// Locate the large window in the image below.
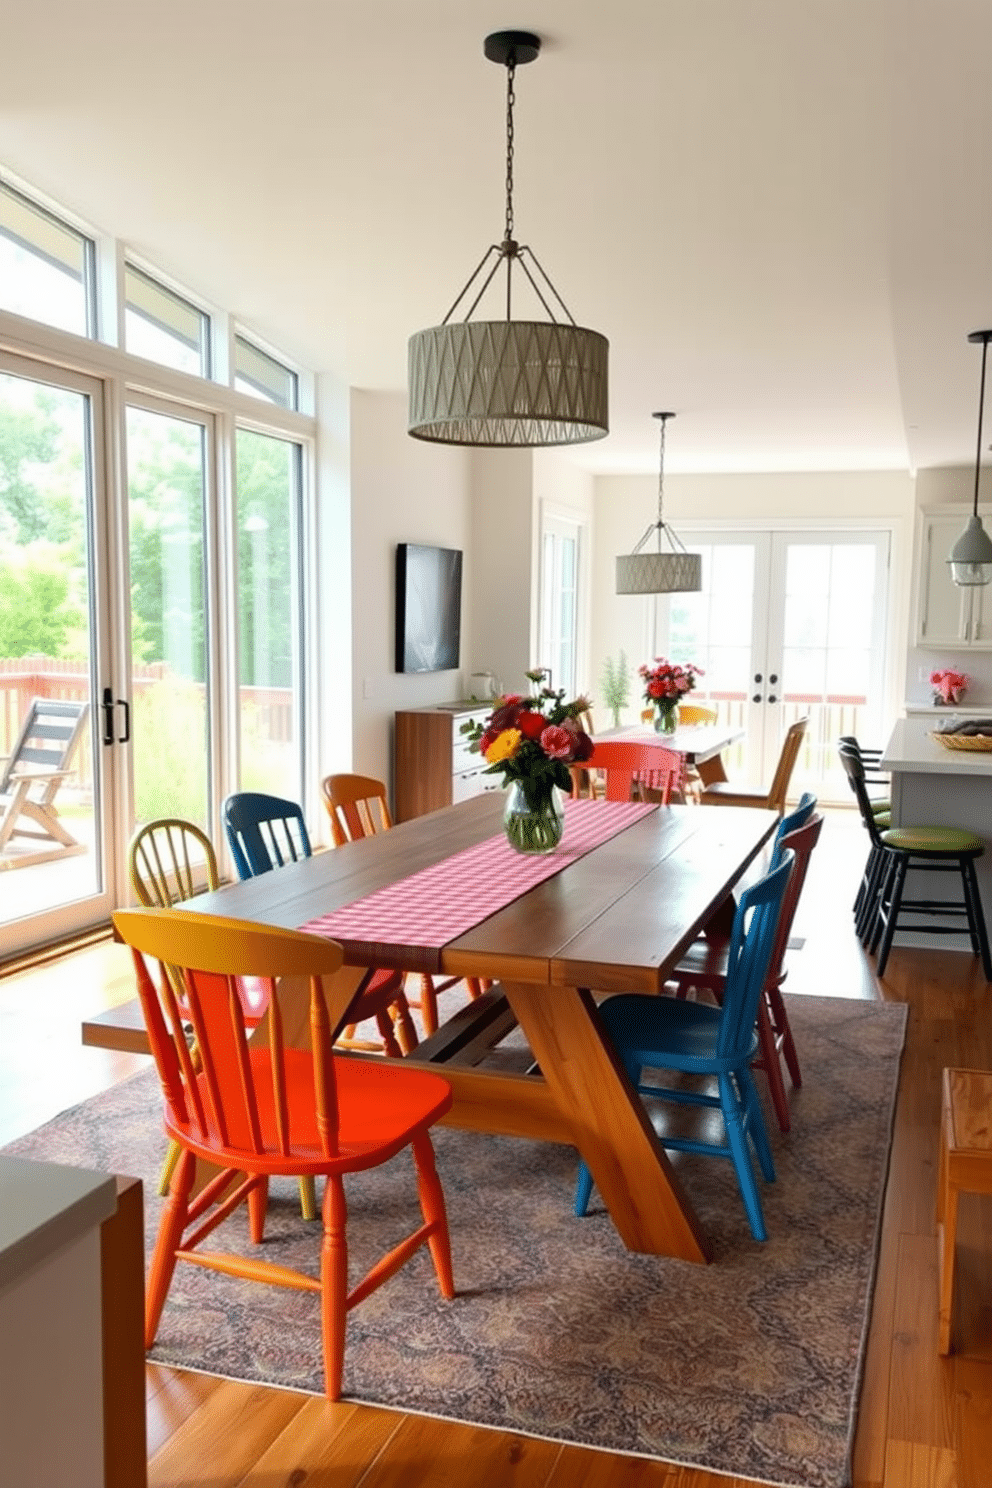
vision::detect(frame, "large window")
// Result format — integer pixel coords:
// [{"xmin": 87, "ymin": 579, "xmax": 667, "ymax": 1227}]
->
[
  {"xmin": 0, "ymin": 174, "xmax": 317, "ymax": 960},
  {"xmin": 0, "ymin": 181, "xmax": 94, "ymax": 336},
  {"xmin": 124, "ymin": 264, "xmax": 210, "ymax": 377}
]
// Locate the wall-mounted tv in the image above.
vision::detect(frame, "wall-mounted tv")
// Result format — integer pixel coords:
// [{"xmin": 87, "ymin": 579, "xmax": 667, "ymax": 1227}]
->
[{"xmin": 395, "ymin": 543, "xmax": 463, "ymax": 674}]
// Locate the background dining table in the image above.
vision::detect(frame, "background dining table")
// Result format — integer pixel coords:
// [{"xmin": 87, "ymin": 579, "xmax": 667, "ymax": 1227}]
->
[
  {"xmin": 170, "ymin": 793, "xmax": 778, "ymax": 1263},
  {"xmin": 594, "ymin": 721, "xmax": 745, "ymax": 765}
]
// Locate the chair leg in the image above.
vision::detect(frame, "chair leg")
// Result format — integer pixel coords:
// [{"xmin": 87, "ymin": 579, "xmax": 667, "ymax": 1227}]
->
[
  {"xmin": 753, "ymin": 998, "xmax": 791, "ymax": 1132},
  {"xmin": 961, "ymin": 857, "xmax": 992, "ymax": 982},
  {"xmin": 766, "ymin": 984, "xmax": 802, "ymax": 1089},
  {"xmin": 146, "ymin": 1148, "xmax": 195, "ymax": 1347},
  {"xmin": 875, "ymin": 854, "xmax": 908, "ymax": 976},
  {"xmin": 574, "ymin": 1159, "xmax": 594, "ymax": 1217},
  {"xmin": 157, "ymin": 1138, "xmax": 182, "ymax": 1196},
  {"xmin": 411, "ymin": 1131, "xmax": 455, "ymax": 1298},
  {"xmin": 298, "ymin": 1176, "xmax": 317, "ymax": 1221},
  {"xmin": 418, "ymin": 974, "xmax": 439, "ymax": 1035},
  {"xmin": 391, "ymin": 997, "xmax": 419, "ymax": 1054},
  {"xmin": 247, "ymin": 1175, "xmax": 270, "ymax": 1244},
  {"xmin": 321, "ymin": 1173, "xmax": 349, "ymax": 1401},
  {"xmin": 719, "ymin": 1073, "xmax": 769, "ymax": 1242},
  {"xmin": 375, "ymin": 1009, "xmax": 403, "ymax": 1058}
]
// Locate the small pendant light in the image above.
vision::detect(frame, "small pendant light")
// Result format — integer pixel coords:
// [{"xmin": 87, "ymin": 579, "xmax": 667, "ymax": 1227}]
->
[
  {"xmin": 408, "ymin": 31, "xmax": 609, "ymax": 448},
  {"xmin": 616, "ymin": 412, "xmax": 702, "ymax": 594},
  {"xmin": 949, "ymin": 329, "xmax": 992, "ymax": 587}
]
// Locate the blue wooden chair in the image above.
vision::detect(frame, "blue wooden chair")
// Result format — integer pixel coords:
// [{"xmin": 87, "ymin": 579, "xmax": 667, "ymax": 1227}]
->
[
  {"xmin": 574, "ymin": 850, "xmax": 794, "ymax": 1241},
  {"xmin": 222, "ymin": 791, "xmax": 312, "ymax": 879}
]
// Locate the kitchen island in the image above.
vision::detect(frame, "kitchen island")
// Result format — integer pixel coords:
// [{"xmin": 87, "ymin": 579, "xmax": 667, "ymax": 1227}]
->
[{"xmin": 881, "ymin": 717, "xmax": 992, "ymax": 954}]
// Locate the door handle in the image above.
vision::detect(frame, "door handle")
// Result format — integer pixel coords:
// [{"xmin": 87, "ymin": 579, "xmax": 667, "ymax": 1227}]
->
[
  {"xmin": 752, "ymin": 694, "xmax": 762, "ymax": 703},
  {"xmin": 769, "ymin": 673, "xmax": 779, "ymax": 684},
  {"xmin": 101, "ymin": 687, "xmax": 131, "ymax": 745},
  {"xmin": 768, "ymin": 695, "xmax": 778, "ymax": 704}
]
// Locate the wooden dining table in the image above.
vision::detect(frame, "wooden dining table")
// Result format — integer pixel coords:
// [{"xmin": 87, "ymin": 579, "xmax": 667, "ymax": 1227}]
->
[
  {"xmin": 595, "ymin": 721, "xmax": 745, "ymax": 765},
  {"xmin": 168, "ymin": 794, "xmax": 777, "ymax": 1264}
]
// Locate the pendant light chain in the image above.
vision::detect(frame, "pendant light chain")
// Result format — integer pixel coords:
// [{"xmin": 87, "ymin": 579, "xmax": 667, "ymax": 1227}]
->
[
  {"xmin": 973, "ymin": 333, "xmax": 989, "ymax": 517},
  {"xmin": 656, "ymin": 413, "xmax": 668, "ymax": 545},
  {"xmin": 504, "ymin": 57, "xmax": 516, "ymax": 247}
]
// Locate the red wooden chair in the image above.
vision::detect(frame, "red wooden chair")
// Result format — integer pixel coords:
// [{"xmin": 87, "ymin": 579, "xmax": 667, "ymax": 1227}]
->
[
  {"xmin": 572, "ymin": 739, "xmax": 684, "ymax": 804},
  {"xmin": 666, "ymin": 808, "xmax": 823, "ymax": 1131},
  {"xmin": 112, "ymin": 905, "xmax": 456, "ymax": 1401},
  {"xmin": 321, "ymin": 773, "xmax": 486, "ymax": 1034}
]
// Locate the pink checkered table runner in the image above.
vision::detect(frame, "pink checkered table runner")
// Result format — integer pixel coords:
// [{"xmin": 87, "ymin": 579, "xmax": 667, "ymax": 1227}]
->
[{"xmin": 300, "ymin": 798, "xmax": 655, "ymax": 953}]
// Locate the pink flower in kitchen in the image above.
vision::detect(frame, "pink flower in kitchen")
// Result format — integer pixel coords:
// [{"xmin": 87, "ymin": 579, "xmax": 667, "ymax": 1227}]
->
[{"xmin": 930, "ymin": 668, "xmax": 969, "ymax": 705}]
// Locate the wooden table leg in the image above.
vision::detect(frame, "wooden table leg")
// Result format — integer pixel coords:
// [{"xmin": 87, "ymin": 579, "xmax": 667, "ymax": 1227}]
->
[{"xmin": 502, "ymin": 979, "xmax": 711, "ymax": 1263}]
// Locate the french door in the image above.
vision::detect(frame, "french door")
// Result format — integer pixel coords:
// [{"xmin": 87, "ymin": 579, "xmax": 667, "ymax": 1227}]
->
[
  {"xmin": 658, "ymin": 529, "xmax": 890, "ymax": 800},
  {"xmin": 538, "ymin": 509, "xmax": 585, "ymax": 697}
]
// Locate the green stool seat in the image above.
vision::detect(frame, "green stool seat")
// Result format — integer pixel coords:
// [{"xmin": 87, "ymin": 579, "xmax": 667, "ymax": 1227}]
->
[
  {"xmin": 881, "ymin": 826, "xmax": 985, "ymax": 854},
  {"xmin": 871, "ymin": 800, "xmax": 891, "ymax": 816}
]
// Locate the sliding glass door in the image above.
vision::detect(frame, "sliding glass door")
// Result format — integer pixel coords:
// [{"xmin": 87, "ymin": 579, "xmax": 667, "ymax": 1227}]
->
[
  {"xmin": 0, "ymin": 355, "xmax": 116, "ymax": 948},
  {"xmin": 2, "ymin": 358, "xmax": 310, "ymax": 959}
]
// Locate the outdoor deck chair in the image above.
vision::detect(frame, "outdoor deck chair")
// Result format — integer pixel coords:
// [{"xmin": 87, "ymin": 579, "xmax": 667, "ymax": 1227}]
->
[{"xmin": 0, "ymin": 698, "xmax": 89, "ymax": 867}]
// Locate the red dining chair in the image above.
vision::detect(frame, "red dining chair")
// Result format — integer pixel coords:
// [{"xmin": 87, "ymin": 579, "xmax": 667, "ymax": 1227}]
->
[
  {"xmin": 666, "ymin": 804, "xmax": 823, "ymax": 1131},
  {"xmin": 321, "ymin": 773, "xmax": 486, "ymax": 1035},
  {"xmin": 572, "ymin": 740, "xmax": 684, "ymax": 804},
  {"xmin": 112, "ymin": 905, "xmax": 456, "ymax": 1402}
]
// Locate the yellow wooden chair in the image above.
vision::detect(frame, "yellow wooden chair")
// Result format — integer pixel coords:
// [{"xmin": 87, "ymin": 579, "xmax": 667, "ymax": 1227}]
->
[{"xmin": 699, "ymin": 716, "xmax": 809, "ymax": 816}]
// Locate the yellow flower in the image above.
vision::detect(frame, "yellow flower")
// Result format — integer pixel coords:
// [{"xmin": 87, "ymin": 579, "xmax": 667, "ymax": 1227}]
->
[{"xmin": 485, "ymin": 728, "xmax": 522, "ymax": 765}]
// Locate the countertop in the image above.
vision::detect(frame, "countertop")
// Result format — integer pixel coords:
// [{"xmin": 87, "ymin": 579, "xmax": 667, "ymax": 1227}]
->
[
  {"xmin": 882, "ymin": 718, "xmax": 992, "ymax": 776},
  {"xmin": 0, "ymin": 1155, "xmax": 117, "ymax": 1290},
  {"xmin": 905, "ymin": 704, "xmax": 992, "ymax": 717}
]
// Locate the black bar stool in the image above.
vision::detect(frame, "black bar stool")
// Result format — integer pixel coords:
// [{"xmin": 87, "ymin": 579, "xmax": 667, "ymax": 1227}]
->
[{"xmin": 838, "ymin": 743, "xmax": 992, "ymax": 981}]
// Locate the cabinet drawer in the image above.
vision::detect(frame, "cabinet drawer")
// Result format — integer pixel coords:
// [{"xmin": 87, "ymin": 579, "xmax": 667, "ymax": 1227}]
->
[{"xmin": 452, "ymin": 766, "xmax": 490, "ymax": 803}]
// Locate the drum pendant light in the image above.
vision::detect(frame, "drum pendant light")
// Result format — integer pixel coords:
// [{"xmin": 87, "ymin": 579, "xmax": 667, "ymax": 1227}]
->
[
  {"xmin": 616, "ymin": 412, "xmax": 702, "ymax": 594},
  {"xmin": 407, "ymin": 31, "xmax": 609, "ymax": 447},
  {"xmin": 949, "ymin": 329, "xmax": 992, "ymax": 587}
]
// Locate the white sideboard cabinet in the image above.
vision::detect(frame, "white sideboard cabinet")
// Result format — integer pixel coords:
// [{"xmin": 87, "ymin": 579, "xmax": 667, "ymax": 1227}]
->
[{"xmin": 915, "ymin": 507, "xmax": 992, "ymax": 649}]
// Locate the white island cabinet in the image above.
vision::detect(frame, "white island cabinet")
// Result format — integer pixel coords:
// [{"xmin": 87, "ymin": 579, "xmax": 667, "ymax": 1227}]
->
[{"xmin": 880, "ymin": 718, "xmax": 992, "ymax": 954}]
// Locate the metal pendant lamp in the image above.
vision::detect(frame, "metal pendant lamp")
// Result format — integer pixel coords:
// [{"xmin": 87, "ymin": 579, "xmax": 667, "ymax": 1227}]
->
[
  {"xmin": 407, "ymin": 31, "xmax": 609, "ymax": 448},
  {"xmin": 949, "ymin": 329, "xmax": 992, "ymax": 587},
  {"xmin": 616, "ymin": 412, "xmax": 702, "ymax": 594}
]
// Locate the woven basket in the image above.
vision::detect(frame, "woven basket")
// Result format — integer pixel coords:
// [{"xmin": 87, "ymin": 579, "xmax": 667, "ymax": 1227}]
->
[{"xmin": 931, "ymin": 731, "xmax": 992, "ymax": 752}]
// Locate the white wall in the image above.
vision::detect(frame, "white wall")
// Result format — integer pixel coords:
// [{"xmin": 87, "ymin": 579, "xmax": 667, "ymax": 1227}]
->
[
  {"xmin": 468, "ymin": 447, "xmax": 535, "ymax": 700},
  {"xmin": 533, "ymin": 450, "xmax": 596, "ymax": 695},
  {"xmin": 591, "ymin": 468, "xmax": 915, "ymax": 731},
  {"xmin": 344, "ymin": 390, "xmax": 472, "ymax": 802}
]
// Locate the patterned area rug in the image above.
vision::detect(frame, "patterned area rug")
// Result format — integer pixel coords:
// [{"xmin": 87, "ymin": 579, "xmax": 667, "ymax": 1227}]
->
[{"xmin": 4, "ymin": 993, "xmax": 906, "ymax": 1488}]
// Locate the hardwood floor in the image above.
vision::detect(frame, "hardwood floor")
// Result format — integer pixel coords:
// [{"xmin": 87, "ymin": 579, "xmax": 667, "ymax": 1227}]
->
[{"xmin": 3, "ymin": 806, "xmax": 992, "ymax": 1486}]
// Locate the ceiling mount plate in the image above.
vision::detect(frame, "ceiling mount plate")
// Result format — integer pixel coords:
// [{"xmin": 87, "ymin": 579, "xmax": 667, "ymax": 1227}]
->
[{"xmin": 484, "ymin": 31, "xmax": 541, "ymax": 66}]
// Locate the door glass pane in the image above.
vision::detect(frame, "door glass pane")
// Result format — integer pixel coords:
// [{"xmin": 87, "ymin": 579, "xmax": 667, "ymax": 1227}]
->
[
  {"xmin": 538, "ymin": 522, "xmax": 579, "ymax": 697},
  {"xmin": 778, "ymin": 538, "xmax": 887, "ymax": 796},
  {"xmin": 235, "ymin": 429, "xmax": 301, "ymax": 803},
  {"xmin": 0, "ymin": 371, "xmax": 99, "ymax": 922},
  {"xmin": 668, "ymin": 543, "xmax": 756, "ymax": 773},
  {"xmin": 126, "ymin": 407, "xmax": 210, "ymax": 828}
]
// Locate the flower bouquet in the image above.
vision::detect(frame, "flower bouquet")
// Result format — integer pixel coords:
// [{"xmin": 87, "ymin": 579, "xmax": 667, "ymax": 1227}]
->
[
  {"xmin": 461, "ymin": 687, "xmax": 594, "ymax": 853},
  {"xmin": 639, "ymin": 657, "xmax": 703, "ymax": 734},
  {"xmin": 931, "ymin": 668, "xmax": 969, "ymax": 706}
]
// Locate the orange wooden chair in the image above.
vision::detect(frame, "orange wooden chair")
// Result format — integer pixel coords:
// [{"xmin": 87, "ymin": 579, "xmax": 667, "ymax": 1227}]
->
[
  {"xmin": 667, "ymin": 805, "xmax": 823, "ymax": 1131},
  {"xmin": 572, "ymin": 740, "xmax": 684, "ymax": 804},
  {"xmin": 321, "ymin": 773, "xmax": 485, "ymax": 1035},
  {"xmin": 112, "ymin": 905, "xmax": 456, "ymax": 1401}
]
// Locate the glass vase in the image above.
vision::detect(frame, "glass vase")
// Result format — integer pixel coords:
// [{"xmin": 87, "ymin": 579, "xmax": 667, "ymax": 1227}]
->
[
  {"xmin": 653, "ymin": 701, "xmax": 680, "ymax": 734},
  {"xmin": 503, "ymin": 780, "xmax": 565, "ymax": 854}
]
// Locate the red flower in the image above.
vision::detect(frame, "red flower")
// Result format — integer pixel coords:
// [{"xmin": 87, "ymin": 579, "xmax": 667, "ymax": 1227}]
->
[
  {"xmin": 540, "ymin": 725, "xmax": 574, "ymax": 760},
  {"xmin": 517, "ymin": 709, "xmax": 547, "ymax": 740},
  {"xmin": 489, "ymin": 700, "xmax": 523, "ymax": 732}
]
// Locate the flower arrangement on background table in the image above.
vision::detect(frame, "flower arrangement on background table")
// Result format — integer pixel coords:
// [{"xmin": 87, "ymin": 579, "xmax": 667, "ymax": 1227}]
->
[
  {"xmin": 931, "ymin": 668, "xmax": 969, "ymax": 706},
  {"xmin": 640, "ymin": 657, "xmax": 703, "ymax": 733},
  {"xmin": 461, "ymin": 688, "xmax": 594, "ymax": 852}
]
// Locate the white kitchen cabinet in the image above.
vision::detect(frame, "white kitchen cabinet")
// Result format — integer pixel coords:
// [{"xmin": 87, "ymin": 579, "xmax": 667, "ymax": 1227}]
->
[{"xmin": 916, "ymin": 507, "xmax": 992, "ymax": 649}]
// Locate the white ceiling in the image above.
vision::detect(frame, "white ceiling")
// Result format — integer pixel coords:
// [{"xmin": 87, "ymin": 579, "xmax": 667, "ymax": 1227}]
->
[{"xmin": 4, "ymin": 0, "xmax": 992, "ymax": 478}]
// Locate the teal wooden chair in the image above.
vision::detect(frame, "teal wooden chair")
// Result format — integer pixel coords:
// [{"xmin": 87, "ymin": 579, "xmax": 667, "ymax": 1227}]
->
[
  {"xmin": 574, "ymin": 850, "xmax": 794, "ymax": 1241},
  {"xmin": 222, "ymin": 791, "xmax": 312, "ymax": 879}
]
